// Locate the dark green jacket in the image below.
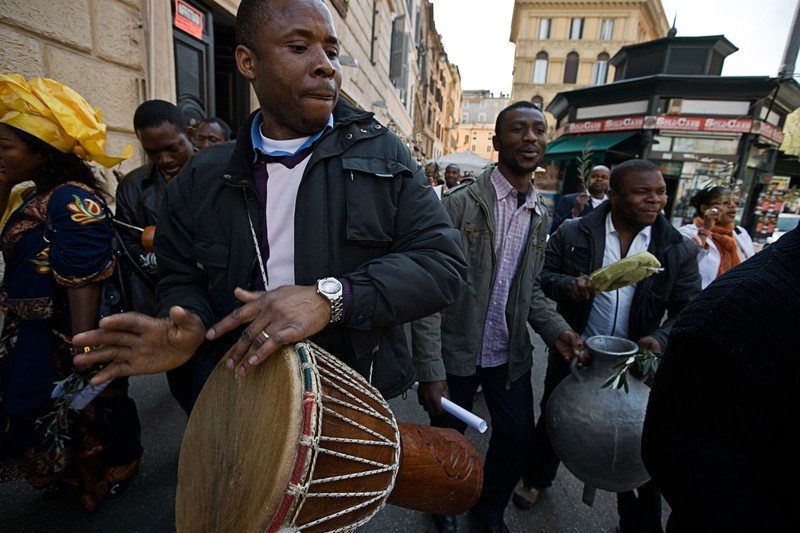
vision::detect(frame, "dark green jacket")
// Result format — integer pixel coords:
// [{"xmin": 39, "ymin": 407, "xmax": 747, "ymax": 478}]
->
[
  {"xmin": 414, "ymin": 166, "xmax": 569, "ymax": 385},
  {"xmin": 154, "ymin": 101, "xmax": 466, "ymax": 399}
]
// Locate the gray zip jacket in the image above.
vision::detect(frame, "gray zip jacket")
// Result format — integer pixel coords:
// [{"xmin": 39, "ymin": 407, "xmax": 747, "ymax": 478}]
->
[{"xmin": 412, "ymin": 166, "xmax": 570, "ymax": 385}]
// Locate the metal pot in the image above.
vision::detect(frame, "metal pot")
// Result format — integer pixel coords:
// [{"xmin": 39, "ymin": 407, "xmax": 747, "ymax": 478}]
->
[{"xmin": 546, "ymin": 335, "xmax": 651, "ymax": 495}]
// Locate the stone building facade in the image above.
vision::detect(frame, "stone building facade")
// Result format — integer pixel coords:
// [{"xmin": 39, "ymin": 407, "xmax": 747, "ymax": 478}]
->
[
  {"xmin": 1, "ymin": 0, "xmax": 453, "ymax": 188},
  {"xmin": 510, "ymin": 0, "xmax": 669, "ymax": 110},
  {"xmin": 411, "ymin": 0, "xmax": 462, "ymax": 161},
  {"xmin": 455, "ymin": 90, "xmax": 510, "ymax": 162}
]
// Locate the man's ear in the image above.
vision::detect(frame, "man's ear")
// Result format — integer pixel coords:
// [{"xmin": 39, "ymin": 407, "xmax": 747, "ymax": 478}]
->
[
  {"xmin": 236, "ymin": 45, "xmax": 257, "ymax": 81},
  {"xmin": 491, "ymin": 135, "xmax": 499, "ymax": 152}
]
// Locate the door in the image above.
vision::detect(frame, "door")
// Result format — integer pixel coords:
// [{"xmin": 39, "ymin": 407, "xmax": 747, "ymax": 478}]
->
[{"xmin": 173, "ymin": 0, "xmax": 215, "ymax": 125}]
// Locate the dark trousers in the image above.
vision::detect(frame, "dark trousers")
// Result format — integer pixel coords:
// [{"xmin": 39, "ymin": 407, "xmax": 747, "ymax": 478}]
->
[
  {"xmin": 431, "ymin": 365, "xmax": 534, "ymax": 528},
  {"xmin": 522, "ymin": 352, "xmax": 662, "ymax": 533}
]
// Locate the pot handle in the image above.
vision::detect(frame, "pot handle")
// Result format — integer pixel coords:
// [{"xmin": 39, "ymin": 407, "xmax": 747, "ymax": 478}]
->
[{"xmin": 570, "ymin": 357, "xmax": 586, "ymax": 383}]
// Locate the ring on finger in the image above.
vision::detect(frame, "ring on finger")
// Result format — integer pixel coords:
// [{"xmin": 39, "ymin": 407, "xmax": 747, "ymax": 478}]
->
[{"xmin": 261, "ymin": 330, "xmax": 270, "ymax": 341}]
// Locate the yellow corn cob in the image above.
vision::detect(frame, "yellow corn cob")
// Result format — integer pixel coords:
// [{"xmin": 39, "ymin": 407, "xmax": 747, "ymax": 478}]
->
[{"xmin": 588, "ymin": 251, "xmax": 663, "ymax": 292}]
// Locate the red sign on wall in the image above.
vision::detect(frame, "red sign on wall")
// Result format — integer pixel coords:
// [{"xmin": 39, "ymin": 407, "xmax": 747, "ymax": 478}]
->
[
  {"xmin": 752, "ymin": 120, "xmax": 784, "ymax": 144},
  {"xmin": 645, "ymin": 115, "xmax": 753, "ymax": 133},
  {"xmin": 174, "ymin": 0, "xmax": 204, "ymax": 40},
  {"xmin": 565, "ymin": 116, "xmax": 644, "ymax": 134}
]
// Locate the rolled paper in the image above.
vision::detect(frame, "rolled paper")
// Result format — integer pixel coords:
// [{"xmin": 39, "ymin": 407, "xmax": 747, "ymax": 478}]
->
[{"xmin": 412, "ymin": 382, "xmax": 488, "ymax": 433}]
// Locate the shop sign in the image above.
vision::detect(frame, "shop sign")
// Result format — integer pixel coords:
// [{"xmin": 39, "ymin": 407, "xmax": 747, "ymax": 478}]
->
[
  {"xmin": 751, "ymin": 120, "xmax": 784, "ymax": 144},
  {"xmin": 565, "ymin": 115, "xmax": 644, "ymax": 134},
  {"xmin": 644, "ymin": 115, "xmax": 753, "ymax": 133},
  {"xmin": 174, "ymin": 0, "xmax": 204, "ymax": 40}
]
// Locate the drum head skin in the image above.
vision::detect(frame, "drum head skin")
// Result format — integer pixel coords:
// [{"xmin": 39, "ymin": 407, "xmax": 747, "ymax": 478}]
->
[{"xmin": 176, "ymin": 346, "xmax": 303, "ymax": 532}]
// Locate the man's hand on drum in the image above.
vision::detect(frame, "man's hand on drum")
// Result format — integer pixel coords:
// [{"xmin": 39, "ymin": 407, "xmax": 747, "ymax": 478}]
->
[
  {"xmin": 417, "ymin": 381, "xmax": 450, "ymax": 416},
  {"xmin": 206, "ymin": 286, "xmax": 331, "ymax": 377},
  {"xmin": 72, "ymin": 306, "xmax": 207, "ymax": 386}
]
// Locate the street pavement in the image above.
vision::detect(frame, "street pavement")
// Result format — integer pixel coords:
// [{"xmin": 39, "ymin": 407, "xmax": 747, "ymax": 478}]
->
[{"xmin": 1, "ymin": 331, "xmax": 668, "ymax": 532}]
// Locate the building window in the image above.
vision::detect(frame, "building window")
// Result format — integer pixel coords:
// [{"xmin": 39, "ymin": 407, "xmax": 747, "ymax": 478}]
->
[
  {"xmin": 389, "ymin": 16, "xmax": 409, "ymax": 105},
  {"xmin": 472, "ymin": 132, "xmax": 477, "ymax": 140},
  {"xmin": 461, "ymin": 113, "xmax": 468, "ymax": 124},
  {"xmin": 462, "ymin": 101, "xmax": 469, "ymax": 108},
  {"xmin": 471, "ymin": 144, "xmax": 476, "ymax": 151},
  {"xmin": 487, "ymin": 146, "xmax": 491, "ymax": 153},
  {"xmin": 592, "ymin": 52, "xmax": 610, "ymax": 85},
  {"xmin": 600, "ymin": 19, "xmax": 614, "ymax": 41},
  {"xmin": 478, "ymin": 112, "xmax": 486, "ymax": 122},
  {"xmin": 539, "ymin": 18, "xmax": 551, "ymax": 39},
  {"xmin": 533, "ymin": 51, "xmax": 548, "ymax": 84},
  {"xmin": 464, "ymin": 134, "xmax": 469, "ymax": 144},
  {"xmin": 480, "ymin": 100, "xmax": 487, "ymax": 108},
  {"xmin": 570, "ymin": 18, "xmax": 584, "ymax": 40},
  {"xmin": 563, "ymin": 52, "xmax": 579, "ymax": 84},
  {"xmin": 488, "ymin": 132, "xmax": 493, "ymax": 139},
  {"xmin": 531, "ymin": 95, "xmax": 544, "ymax": 109}
]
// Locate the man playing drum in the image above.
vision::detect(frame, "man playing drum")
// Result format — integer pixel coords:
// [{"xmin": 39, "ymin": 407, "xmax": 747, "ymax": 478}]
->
[{"xmin": 73, "ymin": 0, "xmax": 466, "ymax": 408}]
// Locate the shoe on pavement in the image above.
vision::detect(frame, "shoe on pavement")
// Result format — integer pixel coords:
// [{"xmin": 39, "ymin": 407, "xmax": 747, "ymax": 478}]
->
[
  {"xmin": 511, "ymin": 480, "xmax": 541, "ymax": 510},
  {"xmin": 468, "ymin": 509, "xmax": 510, "ymax": 533},
  {"xmin": 431, "ymin": 513, "xmax": 457, "ymax": 533}
]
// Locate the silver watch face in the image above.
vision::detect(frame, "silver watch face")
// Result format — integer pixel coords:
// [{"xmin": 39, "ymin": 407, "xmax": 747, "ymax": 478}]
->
[{"xmin": 320, "ymin": 279, "xmax": 341, "ymax": 295}]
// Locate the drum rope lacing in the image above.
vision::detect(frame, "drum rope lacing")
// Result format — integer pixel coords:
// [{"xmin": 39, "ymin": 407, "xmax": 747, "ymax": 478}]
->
[{"xmin": 284, "ymin": 343, "xmax": 401, "ymax": 532}]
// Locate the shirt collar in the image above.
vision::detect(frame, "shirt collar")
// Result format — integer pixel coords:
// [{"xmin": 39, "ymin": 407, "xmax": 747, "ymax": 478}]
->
[
  {"xmin": 606, "ymin": 213, "xmax": 652, "ymax": 243},
  {"xmin": 491, "ymin": 166, "xmax": 540, "ymax": 213},
  {"xmin": 250, "ymin": 111, "xmax": 334, "ymax": 163}
]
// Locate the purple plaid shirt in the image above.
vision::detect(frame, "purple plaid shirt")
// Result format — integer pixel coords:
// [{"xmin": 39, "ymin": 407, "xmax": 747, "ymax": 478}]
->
[{"xmin": 478, "ymin": 167, "xmax": 541, "ymax": 368}]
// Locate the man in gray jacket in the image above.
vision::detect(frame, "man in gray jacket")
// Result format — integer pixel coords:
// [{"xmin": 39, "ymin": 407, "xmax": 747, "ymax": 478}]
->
[{"xmin": 416, "ymin": 101, "xmax": 584, "ymax": 533}]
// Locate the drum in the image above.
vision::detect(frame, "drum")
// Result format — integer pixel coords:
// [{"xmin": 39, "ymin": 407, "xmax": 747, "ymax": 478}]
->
[{"xmin": 176, "ymin": 342, "xmax": 482, "ymax": 533}]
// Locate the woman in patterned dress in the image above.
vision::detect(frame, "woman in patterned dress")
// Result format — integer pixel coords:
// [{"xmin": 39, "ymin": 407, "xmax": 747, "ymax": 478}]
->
[{"xmin": 0, "ymin": 74, "xmax": 141, "ymax": 511}]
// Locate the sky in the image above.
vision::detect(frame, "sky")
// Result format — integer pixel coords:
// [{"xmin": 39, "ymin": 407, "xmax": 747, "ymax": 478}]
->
[{"xmin": 431, "ymin": 0, "xmax": 798, "ymax": 96}]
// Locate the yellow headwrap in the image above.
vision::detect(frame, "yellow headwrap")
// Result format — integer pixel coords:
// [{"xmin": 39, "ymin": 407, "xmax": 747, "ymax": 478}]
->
[{"xmin": 0, "ymin": 73, "xmax": 132, "ymax": 168}]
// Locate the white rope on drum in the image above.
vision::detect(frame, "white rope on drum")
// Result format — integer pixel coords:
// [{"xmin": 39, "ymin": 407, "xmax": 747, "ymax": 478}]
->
[{"xmin": 283, "ymin": 343, "xmax": 401, "ymax": 533}]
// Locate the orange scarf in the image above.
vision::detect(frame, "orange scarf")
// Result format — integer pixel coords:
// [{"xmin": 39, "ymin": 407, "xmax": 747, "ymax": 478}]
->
[{"xmin": 694, "ymin": 217, "xmax": 741, "ymax": 276}]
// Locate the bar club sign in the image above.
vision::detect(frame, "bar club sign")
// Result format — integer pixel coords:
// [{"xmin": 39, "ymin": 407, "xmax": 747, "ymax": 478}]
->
[
  {"xmin": 174, "ymin": 0, "xmax": 204, "ymax": 40},
  {"xmin": 565, "ymin": 115, "xmax": 783, "ymax": 143}
]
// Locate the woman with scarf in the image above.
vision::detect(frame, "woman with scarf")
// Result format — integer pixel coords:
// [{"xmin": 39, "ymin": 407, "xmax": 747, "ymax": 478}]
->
[
  {"xmin": 0, "ymin": 74, "xmax": 141, "ymax": 511},
  {"xmin": 679, "ymin": 185, "xmax": 755, "ymax": 289}
]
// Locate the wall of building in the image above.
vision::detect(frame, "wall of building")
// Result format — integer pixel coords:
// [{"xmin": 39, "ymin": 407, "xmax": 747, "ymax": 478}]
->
[
  {"xmin": 327, "ymin": 0, "xmax": 417, "ymax": 139},
  {"xmin": 1, "ymin": 0, "xmax": 148, "ymax": 184},
  {"xmin": 510, "ymin": 0, "xmax": 669, "ymax": 109},
  {"xmin": 455, "ymin": 91, "xmax": 509, "ymax": 162}
]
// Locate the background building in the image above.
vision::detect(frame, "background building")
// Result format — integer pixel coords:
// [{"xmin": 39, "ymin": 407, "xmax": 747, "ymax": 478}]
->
[
  {"xmin": 456, "ymin": 90, "xmax": 510, "ymax": 162},
  {"xmin": 0, "ymin": 0, "xmax": 452, "ymax": 190},
  {"xmin": 543, "ymin": 34, "xmax": 800, "ymax": 243},
  {"xmin": 509, "ymin": 0, "xmax": 669, "ymax": 112},
  {"xmin": 411, "ymin": 0, "xmax": 462, "ymax": 161}
]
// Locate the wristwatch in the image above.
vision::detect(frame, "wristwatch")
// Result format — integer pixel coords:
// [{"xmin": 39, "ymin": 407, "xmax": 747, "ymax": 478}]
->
[{"xmin": 316, "ymin": 277, "xmax": 344, "ymax": 324}]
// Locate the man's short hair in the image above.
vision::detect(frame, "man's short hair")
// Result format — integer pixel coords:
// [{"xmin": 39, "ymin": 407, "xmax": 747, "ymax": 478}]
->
[
  {"xmin": 236, "ymin": 0, "xmax": 277, "ymax": 51},
  {"xmin": 610, "ymin": 159, "xmax": 659, "ymax": 192},
  {"xmin": 495, "ymin": 101, "xmax": 542, "ymax": 133},
  {"xmin": 133, "ymin": 100, "xmax": 186, "ymax": 132},
  {"xmin": 446, "ymin": 164, "xmax": 460, "ymax": 171},
  {"xmin": 198, "ymin": 116, "xmax": 232, "ymax": 139}
]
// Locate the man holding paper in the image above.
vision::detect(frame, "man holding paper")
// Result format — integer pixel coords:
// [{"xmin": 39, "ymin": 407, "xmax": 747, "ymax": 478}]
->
[
  {"xmin": 415, "ymin": 101, "xmax": 584, "ymax": 533},
  {"xmin": 513, "ymin": 159, "xmax": 701, "ymax": 533}
]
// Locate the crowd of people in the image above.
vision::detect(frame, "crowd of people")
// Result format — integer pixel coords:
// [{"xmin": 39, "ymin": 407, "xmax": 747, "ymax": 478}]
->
[{"xmin": 1, "ymin": 0, "xmax": 797, "ymax": 532}]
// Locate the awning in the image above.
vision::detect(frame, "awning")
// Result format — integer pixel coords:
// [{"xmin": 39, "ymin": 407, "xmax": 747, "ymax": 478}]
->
[{"xmin": 544, "ymin": 131, "xmax": 637, "ymax": 160}]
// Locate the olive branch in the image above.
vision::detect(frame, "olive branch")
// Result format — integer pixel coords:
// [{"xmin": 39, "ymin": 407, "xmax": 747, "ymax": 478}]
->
[
  {"xmin": 34, "ymin": 373, "xmax": 90, "ymax": 453},
  {"xmin": 601, "ymin": 350, "xmax": 660, "ymax": 393}
]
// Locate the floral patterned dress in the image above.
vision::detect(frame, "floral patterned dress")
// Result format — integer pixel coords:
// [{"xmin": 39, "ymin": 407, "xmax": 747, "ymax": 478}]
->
[{"xmin": 0, "ymin": 181, "xmax": 142, "ymax": 511}]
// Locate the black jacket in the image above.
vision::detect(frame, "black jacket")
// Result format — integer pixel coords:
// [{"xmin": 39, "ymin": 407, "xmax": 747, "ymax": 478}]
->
[
  {"xmin": 115, "ymin": 162, "xmax": 164, "ymax": 315},
  {"xmin": 548, "ymin": 192, "xmax": 599, "ymax": 235},
  {"xmin": 541, "ymin": 201, "xmax": 701, "ymax": 350},
  {"xmin": 643, "ymin": 228, "xmax": 800, "ymax": 531},
  {"xmin": 153, "ymin": 101, "xmax": 467, "ymax": 399}
]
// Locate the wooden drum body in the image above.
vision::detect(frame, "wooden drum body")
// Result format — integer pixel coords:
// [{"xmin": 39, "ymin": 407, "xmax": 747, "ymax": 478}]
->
[{"xmin": 177, "ymin": 342, "xmax": 482, "ymax": 533}]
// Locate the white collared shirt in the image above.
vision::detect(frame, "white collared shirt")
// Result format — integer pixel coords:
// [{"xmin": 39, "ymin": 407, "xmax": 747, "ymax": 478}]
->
[
  {"xmin": 590, "ymin": 194, "xmax": 608, "ymax": 209},
  {"xmin": 584, "ymin": 214, "xmax": 652, "ymax": 340},
  {"xmin": 260, "ymin": 134, "xmax": 311, "ymax": 290}
]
